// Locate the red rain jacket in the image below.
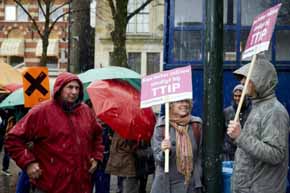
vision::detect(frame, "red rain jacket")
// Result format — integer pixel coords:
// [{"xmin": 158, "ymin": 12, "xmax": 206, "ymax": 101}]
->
[{"xmin": 5, "ymin": 72, "xmax": 104, "ymax": 193}]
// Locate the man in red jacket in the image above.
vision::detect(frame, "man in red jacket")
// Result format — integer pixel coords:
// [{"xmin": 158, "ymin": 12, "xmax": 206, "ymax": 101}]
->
[{"xmin": 5, "ymin": 72, "xmax": 104, "ymax": 193}]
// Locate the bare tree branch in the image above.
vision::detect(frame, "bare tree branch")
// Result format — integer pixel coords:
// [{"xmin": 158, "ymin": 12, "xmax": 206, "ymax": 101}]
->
[
  {"xmin": 37, "ymin": 0, "xmax": 46, "ymax": 19},
  {"xmin": 50, "ymin": 1, "xmax": 71, "ymax": 15},
  {"xmin": 48, "ymin": 11, "xmax": 68, "ymax": 34},
  {"xmin": 48, "ymin": 7, "xmax": 90, "ymax": 35},
  {"xmin": 15, "ymin": 0, "xmax": 44, "ymax": 39},
  {"xmin": 107, "ymin": 0, "xmax": 116, "ymax": 17},
  {"xmin": 127, "ymin": 0, "xmax": 153, "ymax": 22}
]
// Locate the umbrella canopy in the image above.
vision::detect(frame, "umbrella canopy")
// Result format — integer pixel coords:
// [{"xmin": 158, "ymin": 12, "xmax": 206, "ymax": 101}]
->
[
  {"xmin": 0, "ymin": 80, "xmax": 54, "ymax": 109},
  {"xmin": 0, "ymin": 62, "xmax": 22, "ymax": 88},
  {"xmin": 87, "ymin": 79, "xmax": 156, "ymax": 141},
  {"xmin": 78, "ymin": 66, "xmax": 141, "ymax": 90}
]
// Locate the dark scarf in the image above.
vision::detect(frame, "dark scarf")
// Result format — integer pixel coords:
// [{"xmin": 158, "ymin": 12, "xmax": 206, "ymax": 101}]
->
[{"xmin": 57, "ymin": 98, "xmax": 81, "ymax": 113}]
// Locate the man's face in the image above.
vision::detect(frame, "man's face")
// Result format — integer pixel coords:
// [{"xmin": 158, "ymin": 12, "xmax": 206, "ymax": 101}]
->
[
  {"xmin": 241, "ymin": 77, "xmax": 256, "ymax": 97},
  {"xmin": 171, "ymin": 100, "xmax": 191, "ymax": 117},
  {"xmin": 233, "ymin": 90, "xmax": 242, "ymax": 105},
  {"xmin": 60, "ymin": 80, "xmax": 80, "ymax": 103}
]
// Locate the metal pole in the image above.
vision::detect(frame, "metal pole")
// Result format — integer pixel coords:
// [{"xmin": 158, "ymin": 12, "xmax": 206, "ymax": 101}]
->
[
  {"xmin": 67, "ymin": 0, "xmax": 71, "ymax": 72},
  {"xmin": 203, "ymin": 0, "xmax": 224, "ymax": 193}
]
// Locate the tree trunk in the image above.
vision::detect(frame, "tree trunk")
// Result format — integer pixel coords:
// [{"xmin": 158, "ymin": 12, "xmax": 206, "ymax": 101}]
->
[
  {"xmin": 70, "ymin": 0, "xmax": 91, "ymax": 73},
  {"xmin": 110, "ymin": 0, "xmax": 128, "ymax": 68},
  {"xmin": 40, "ymin": 37, "xmax": 49, "ymax": 66},
  {"xmin": 39, "ymin": 14, "xmax": 50, "ymax": 67}
]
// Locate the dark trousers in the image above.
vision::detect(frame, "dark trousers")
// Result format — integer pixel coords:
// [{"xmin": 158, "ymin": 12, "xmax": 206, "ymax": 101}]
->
[
  {"xmin": 16, "ymin": 171, "xmax": 30, "ymax": 193},
  {"xmin": 0, "ymin": 135, "xmax": 10, "ymax": 171},
  {"xmin": 2, "ymin": 149, "xmax": 10, "ymax": 171},
  {"xmin": 138, "ymin": 175, "xmax": 148, "ymax": 193},
  {"xmin": 93, "ymin": 169, "xmax": 110, "ymax": 193}
]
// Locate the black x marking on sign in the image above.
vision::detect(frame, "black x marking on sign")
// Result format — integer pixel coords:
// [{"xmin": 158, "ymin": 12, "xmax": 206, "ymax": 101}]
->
[{"xmin": 24, "ymin": 72, "xmax": 48, "ymax": 96}]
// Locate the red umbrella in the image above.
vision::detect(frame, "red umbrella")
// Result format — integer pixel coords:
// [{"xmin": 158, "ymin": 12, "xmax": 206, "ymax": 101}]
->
[{"xmin": 87, "ymin": 79, "xmax": 156, "ymax": 141}]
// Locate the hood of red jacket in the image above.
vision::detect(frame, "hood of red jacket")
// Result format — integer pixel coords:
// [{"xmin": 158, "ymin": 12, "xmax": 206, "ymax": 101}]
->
[{"xmin": 53, "ymin": 72, "xmax": 83, "ymax": 102}]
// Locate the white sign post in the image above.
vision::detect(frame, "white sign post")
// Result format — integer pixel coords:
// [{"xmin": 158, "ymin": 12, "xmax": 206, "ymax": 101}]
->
[{"xmin": 141, "ymin": 66, "xmax": 193, "ymax": 172}]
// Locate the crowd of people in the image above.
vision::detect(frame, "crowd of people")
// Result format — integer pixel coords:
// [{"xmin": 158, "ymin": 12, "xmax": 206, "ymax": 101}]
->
[{"xmin": 0, "ymin": 55, "xmax": 289, "ymax": 193}]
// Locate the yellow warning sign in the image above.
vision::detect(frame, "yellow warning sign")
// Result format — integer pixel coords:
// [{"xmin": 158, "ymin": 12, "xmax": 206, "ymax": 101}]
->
[{"xmin": 22, "ymin": 67, "xmax": 50, "ymax": 108}]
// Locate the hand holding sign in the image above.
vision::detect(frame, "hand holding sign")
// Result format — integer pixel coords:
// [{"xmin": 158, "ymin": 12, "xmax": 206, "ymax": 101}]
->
[{"xmin": 141, "ymin": 66, "xmax": 193, "ymax": 173}]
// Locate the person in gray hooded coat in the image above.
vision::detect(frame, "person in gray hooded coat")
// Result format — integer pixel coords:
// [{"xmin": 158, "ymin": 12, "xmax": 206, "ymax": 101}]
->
[{"xmin": 227, "ymin": 55, "xmax": 289, "ymax": 193}]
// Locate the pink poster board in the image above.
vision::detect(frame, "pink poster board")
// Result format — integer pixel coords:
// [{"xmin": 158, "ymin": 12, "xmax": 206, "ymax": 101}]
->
[
  {"xmin": 140, "ymin": 66, "xmax": 192, "ymax": 108},
  {"xmin": 242, "ymin": 3, "xmax": 282, "ymax": 59}
]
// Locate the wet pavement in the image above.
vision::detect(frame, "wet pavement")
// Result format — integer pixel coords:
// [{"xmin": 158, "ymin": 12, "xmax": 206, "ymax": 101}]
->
[{"xmin": 0, "ymin": 151, "xmax": 20, "ymax": 193}]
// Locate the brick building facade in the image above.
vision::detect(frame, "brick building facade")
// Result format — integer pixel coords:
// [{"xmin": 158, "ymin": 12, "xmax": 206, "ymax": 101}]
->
[{"xmin": 0, "ymin": 0, "xmax": 69, "ymax": 73}]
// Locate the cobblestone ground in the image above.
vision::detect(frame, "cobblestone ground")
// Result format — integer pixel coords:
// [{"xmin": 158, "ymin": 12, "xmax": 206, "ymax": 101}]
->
[
  {"xmin": 0, "ymin": 151, "xmax": 20, "ymax": 193},
  {"xmin": 0, "ymin": 150, "xmax": 153, "ymax": 193}
]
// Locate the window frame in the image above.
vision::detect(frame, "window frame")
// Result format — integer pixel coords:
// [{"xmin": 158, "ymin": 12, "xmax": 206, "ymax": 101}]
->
[
  {"xmin": 38, "ymin": 4, "xmax": 64, "ymax": 22},
  {"xmin": 5, "ymin": 5, "xmax": 29, "ymax": 22},
  {"xmin": 127, "ymin": 0, "xmax": 150, "ymax": 34},
  {"xmin": 166, "ymin": 0, "xmax": 290, "ymax": 69}
]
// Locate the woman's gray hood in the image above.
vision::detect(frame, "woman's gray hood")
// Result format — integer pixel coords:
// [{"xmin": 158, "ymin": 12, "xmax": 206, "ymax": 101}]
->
[{"xmin": 233, "ymin": 55, "xmax": 278, "ymax": 99}]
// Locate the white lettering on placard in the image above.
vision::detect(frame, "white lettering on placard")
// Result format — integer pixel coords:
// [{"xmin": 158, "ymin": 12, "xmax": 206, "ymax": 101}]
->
[
  {"xmin": 152, "ymin": 83, "xmax": 181, "ymax": 96},
  {"xmin": 250, "ymin": 28, "xmax": 267, "ymax": 46}
]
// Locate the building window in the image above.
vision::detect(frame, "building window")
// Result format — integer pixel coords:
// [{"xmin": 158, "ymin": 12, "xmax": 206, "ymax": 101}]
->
[
  {"xmin": 128, "ymin": 52, "xmax": 141, "ymax": 73},
  {"xmin": 9, "ymin": 56, "xmax": 24, "ymax": 67},
  {"xmin": 174, "ymin": 0, "xmax": 202, "ymax": 26},
  {"xmin": 39, "ymin": 5, "xmax": 63, "ymax": 22},
  {"xmin": 127, "ymin": 0, "xmax": 149, "ymax": 33},
  {"xmin": 17, "ymin": 6, "xmax": 29, "ymax": 21},
  {"xmin": 241, "ymin": 0, "xmax": 271, "ymax": 25},
  {"xmin": 276, "ymin": 31, "xmax": 290, "ymax": 61},
  {"xmin": 224, "ymin": 31, "xmax": 236, "ymax": 61},
  {"xmin": 224, "ymin": 0, "xmax": 237, "ymax": 25},
  {"xmin": 46, "ymin": 57, "xmax": 58, "ymax": 69},
  {"xmin": 174, "ymin": 31, "xmax": 202, "ymax": 61},
  {"xmin": 5, "ymin": 5, "xmax": 16, "ymax": 21},
  {"xmin": 147, "ymin": 53, "xmax": 160, "ymax": 75},
  {"xmin": 5, "ymin": 5, "xmax": 29, "ymax": 21},
  {"xmin": 277, "ymin": 1, "xmax": 290, "ymax": 25}
]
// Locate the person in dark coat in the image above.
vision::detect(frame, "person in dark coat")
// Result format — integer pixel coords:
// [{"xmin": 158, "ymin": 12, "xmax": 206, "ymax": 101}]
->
[
  {"xmin": 0, "ymin": 109, "xmax": 14, "ymax": 176},
  {"xmin": 223, "ymin": 84, "xmax": 251, "ymax": 160},
  {"xmin": 93, "ymin": 122, "xmax": 113, "ymax": 193},
  {"xmin": 105, "ymin": 133, "xmax": 139, "ymax": 193},
  {"xmin": 5, "ymin": 72, "xmax": 104, "ymax": 193}
]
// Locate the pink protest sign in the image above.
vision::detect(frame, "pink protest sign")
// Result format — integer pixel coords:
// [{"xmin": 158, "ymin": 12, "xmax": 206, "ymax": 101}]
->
[
  {"xmin": 140, "ymin": 66, "xmax": 192, "ymax": 108},
  {"xmin": 242, "ymin": 3, "xmax": 282, "ymax": 59}
]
